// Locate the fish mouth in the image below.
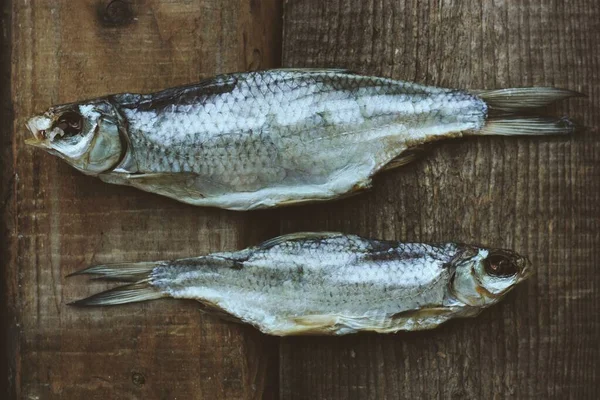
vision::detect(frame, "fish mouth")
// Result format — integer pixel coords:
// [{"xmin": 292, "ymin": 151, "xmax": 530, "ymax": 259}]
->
[{"xmin": 25, "ymin": 116, "xmax": 53, "ymax": 147}]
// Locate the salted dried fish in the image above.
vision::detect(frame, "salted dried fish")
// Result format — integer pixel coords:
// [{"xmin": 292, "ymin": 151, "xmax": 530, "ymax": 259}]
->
[
  {"xmin": 70, "ymin": 232, "xmax": 532, "ymax": 336},
  {"xmin": 25, "ymin": 69, "xmax": 580, "ymax": 210}
]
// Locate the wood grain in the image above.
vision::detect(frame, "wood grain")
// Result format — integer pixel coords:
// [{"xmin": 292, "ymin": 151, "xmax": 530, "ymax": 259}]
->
[
  {"xmin": 4, "ymin": 0, "xmax": 599, "ymax": 399},
  {"xmin": 5, "ymin": 0, "xmax": 282, "ymax": 399},
  {"xmin": 1, "ymin": 0, "xmax": 15, "ymax": 398},
  {"xmin": 280, "ymin": 0, "xmax": 599, "ymax": 398}
]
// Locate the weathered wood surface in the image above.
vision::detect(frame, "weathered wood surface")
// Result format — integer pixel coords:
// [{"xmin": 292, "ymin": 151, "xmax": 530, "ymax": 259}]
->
[
  {"xmin": 3, "ymin": 0, "xmax": 282, "ymax": 399},
  {"xmin": 2, "ymin": 0, "xmax": 599, "ymax": 399},
  {"xmin": 279, "ymin": 0, "xmax": 599, "ymax": 399}
]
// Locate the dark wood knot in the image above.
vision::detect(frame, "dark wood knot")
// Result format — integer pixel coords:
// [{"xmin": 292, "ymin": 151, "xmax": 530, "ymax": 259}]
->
[
  {"xmin": 100, "ymin": 0, "xmax": 134, "ymax": 27},
  {"xmin": 131, "ymin": 372, "xmax": 146, "ymax": 386}
]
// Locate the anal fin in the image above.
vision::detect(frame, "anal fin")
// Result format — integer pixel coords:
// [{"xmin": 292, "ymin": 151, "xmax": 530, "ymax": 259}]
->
[{"xmin": 382, "ymin": 147, "xmax": 426, "ymax": 172}]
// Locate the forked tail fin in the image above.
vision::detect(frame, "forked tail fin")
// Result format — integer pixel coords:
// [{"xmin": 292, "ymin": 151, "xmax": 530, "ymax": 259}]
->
[
  {"xmin": 473, "ymin": 87, "xmax": 584, "ymax": 136},
  {"xmin": 476, "ymin": 87, "xmax": 583, "ymax": 112},
  {"xmin": 68, "ymin": 262, "xmax": 167, "ymax": 306},
  {"xmin": 478, "ymin": 117, "xmax": 578, "ymax": 136}
]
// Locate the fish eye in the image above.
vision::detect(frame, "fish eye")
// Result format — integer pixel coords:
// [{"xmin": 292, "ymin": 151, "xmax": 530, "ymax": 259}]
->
[
  {"xmin": 55, "ymin": 111, "xmax": 83, "ymax": 137},
  {"xmin": 484, "ymin": 253, "xmax": 518, "ymax": 277}
]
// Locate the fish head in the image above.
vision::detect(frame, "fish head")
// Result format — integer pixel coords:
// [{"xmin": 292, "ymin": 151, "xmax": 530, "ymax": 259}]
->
[
  {"xmin": 449, "ymin": 246, "xmax": 532, "ymax": 307},
  {"xmin": 25, "ymin": 100, "xmax": 125, "ymax": 175}
]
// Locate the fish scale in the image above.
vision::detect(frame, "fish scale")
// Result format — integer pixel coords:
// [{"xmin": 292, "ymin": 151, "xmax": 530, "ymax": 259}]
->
[
  {"xmin": 119, "ymin": 72, "xmax": 483, "ymax": 203},
  {"xmin": 26, "ymin": 69, "xmax": 580, "ymax": 209},
  {"xmin": 149, "ymin": 235, "xmax": 457, "ymax": 326},
  {"xmin": 70, "ymin": 232, "xmax": 532, "ymax": 335}
]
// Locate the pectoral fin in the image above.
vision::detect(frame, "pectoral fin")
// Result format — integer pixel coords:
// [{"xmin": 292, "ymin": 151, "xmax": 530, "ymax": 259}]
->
[
  {"xmin": 269, "ymin": 314, "xmax": 378, "ymax": 336},
  {"xmin": 99, "ymin": 172, "xmax": 228, "ymax": 201},
  {"xmin": 268, "ymin": 314, "xmax": 341, "ymax": 335}
]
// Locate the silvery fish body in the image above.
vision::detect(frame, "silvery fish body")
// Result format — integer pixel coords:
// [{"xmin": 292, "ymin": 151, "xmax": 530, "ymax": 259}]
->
[
  {"xmin": 25, "ymin": 69, "xmax": 578, "ymax": 210},
  {"xmin": 72, "ymin": 232, "xmax": 531, "ymax": 336}
]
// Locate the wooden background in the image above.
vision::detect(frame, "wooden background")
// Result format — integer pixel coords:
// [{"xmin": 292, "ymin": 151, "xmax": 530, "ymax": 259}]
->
[{"xmin": 1, "ymin": 0, "xmax": 598, "ymax": 399}]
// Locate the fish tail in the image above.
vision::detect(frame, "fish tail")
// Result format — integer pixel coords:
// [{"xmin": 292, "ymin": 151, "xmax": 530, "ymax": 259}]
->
[
  {"xmin": 476, "ymin": 87, "xmax": 584, "ymax": 112},
  {"xmin": 68, "ymin": 262, "xmax": 167, "ymax": 306},
  {"xmin": 478, "ymin": 117, "xmax": 578, "ymax": 136},
  {"xmin": 474, "ymin": 87, "xmax": 584, "ymax": 136}
]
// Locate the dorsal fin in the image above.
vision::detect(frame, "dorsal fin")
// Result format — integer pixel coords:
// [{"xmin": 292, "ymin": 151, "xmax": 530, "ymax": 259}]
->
[
  {"xmin": 258, "ymin": 232, "xmax": 345, "ymax": 250},
  {"xmin": 269, "ymin": 68, "xmax": 356, "ymax": 75}
]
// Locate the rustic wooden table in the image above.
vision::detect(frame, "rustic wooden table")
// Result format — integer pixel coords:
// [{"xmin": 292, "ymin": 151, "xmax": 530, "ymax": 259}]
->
[{"xmin": 1, "ymin": 1, "xmax": 598, "ymax": 399}]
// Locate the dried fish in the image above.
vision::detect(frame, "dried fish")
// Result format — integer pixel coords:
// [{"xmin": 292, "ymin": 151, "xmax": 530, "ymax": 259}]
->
[
  {"xmin": 25, "ymin": 69, "xmax": 580, "ymax": 210},
  {"xmin": 70, "ymin": 232, "xmax": 532, "ymax": 335}
]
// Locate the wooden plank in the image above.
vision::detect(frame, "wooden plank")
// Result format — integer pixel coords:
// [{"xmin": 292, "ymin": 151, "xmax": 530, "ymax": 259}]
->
[
  {"xmin": 6, "ymin": 1, "xmax": 282, "ymax": 399},
  {"xmin": 1, "ymin": 0, "xmax": 16, "ymax": 398},
  {"xmin": 280, "ymin": 0, "xmax": 599, "ymax": 398}
]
